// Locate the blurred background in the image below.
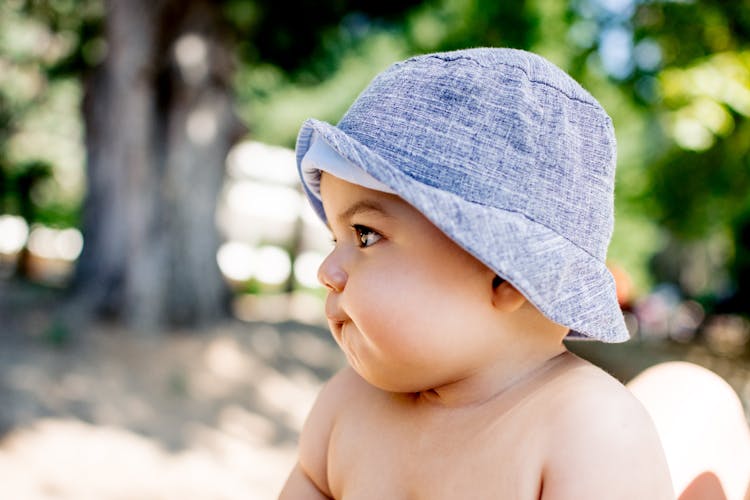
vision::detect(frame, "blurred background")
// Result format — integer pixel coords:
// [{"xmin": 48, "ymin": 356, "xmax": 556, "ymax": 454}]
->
[{"xmin": 0, "ymin": 0, "xmax": 749, "ymax": 497}]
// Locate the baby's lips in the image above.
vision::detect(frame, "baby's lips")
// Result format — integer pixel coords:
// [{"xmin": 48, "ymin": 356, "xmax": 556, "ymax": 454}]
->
[{"xmin": 324, "ymin": 297, "xmax": 348, "ymax": 324}]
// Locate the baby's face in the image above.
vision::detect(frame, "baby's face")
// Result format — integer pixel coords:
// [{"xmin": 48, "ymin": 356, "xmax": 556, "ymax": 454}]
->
[{"xmin": 318, "ymin": 172, "xmax": 505, "ymax": 393}]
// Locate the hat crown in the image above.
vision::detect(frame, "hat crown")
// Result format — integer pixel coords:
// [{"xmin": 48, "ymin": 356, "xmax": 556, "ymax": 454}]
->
[{"xmin": 337, "ymin": 48, "xmax": 616, "ymax": 261}]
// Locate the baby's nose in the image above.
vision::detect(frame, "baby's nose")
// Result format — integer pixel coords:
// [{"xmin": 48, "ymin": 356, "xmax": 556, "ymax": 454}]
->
[{"xmin": 317, "ymin": 253, "xmax": 347, "ymax": 292}]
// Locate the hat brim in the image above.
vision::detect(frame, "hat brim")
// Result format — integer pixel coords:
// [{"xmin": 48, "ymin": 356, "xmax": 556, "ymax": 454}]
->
[{"xmin": 297, "ymin": 118, "xmax": 629, "ymax": 343}]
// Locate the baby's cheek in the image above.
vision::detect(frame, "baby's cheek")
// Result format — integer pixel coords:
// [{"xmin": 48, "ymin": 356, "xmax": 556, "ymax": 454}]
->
[{"xmin": 347, "ymin": 276, "xmax": 422, "ymax": 355}]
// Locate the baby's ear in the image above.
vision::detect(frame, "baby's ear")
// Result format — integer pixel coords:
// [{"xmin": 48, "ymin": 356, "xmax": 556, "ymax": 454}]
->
[{"xmin": 491, "ymin": 277, "xmax": 526, "ymax": 312}]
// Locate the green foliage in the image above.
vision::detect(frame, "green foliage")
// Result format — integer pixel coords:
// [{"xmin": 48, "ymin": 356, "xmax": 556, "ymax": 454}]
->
[
  {"xmin": 1, "ymin": 0, "xmax": 425, "ymax": 227},
  {"xmin": 236, "ymin": 33, "xmax": 409, "ymax": 147},
  {"xmin": 649, "ymin": 51, "xmax": 750, "ymax": 243},
  {"xmin": 0, "ymin": 0, "xmax": 95, "ymax": 227},
  {"xmin": 634, "ymin": 4, "xmax": 749, "ymax": 306},
  {"xmin": 406, "ymin": 0, "xmax": 536, "ymax": 53},
  {"xmin": 238, "ymin": 0, "xmax": 547, "ymax": 149},
  {"xmin": 225, "ymin": 0, "xmax": 423, "ymax": 77},
  {"xmin": 2, "ymin": 0, "xmax": 749, "ymax": 309}
]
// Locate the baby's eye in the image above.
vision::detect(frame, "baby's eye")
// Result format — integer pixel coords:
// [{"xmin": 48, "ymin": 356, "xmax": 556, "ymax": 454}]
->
[{"xmin": 353, "ymin": 224, "xmax": 382, "ymax": 248}]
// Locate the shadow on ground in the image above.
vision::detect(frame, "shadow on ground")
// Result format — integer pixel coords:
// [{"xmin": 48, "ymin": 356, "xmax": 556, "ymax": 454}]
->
[{"xmin": 0, "ymin": 281, "xmax": 344, "ymax": 498}]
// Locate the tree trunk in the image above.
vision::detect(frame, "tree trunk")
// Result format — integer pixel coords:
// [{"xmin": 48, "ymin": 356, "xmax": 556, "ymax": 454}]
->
[{"xmin": 76, "ymin": 0, "xmax": 242, "ymax": 332}]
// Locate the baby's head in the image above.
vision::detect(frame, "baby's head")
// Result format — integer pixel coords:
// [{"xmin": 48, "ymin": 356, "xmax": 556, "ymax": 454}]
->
[{"xmin": 296, "ymin": 48, "xmax": 628, "ymax": 351}]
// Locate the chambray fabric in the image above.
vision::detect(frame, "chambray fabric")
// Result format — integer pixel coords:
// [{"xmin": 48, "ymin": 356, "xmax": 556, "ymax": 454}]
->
[{"xmin": 296, "ymin": 47, "xmax": 629, "ymax": 343}]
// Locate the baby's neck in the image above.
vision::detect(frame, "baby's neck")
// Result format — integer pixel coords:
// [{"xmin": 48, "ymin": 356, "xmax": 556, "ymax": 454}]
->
[{"xmin": 410, "ymin": 346, "xmax": 570, "ymax": 409}]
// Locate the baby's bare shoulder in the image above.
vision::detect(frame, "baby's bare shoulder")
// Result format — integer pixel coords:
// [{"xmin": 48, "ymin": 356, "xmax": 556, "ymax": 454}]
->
[
  {"xmin": 545, "ymin": 356, "xmax": 640, "ymax": 413},
  {"xmin": 316, "ymin": 365, "xmax": 385, "ymax": 419},
  {"xmin": 301, "ymin": 364, "xmax": 398, "ymax": 450},
  {"xmin": 537, "ymin": 358, "xmax": 675, "ymax": 499}
]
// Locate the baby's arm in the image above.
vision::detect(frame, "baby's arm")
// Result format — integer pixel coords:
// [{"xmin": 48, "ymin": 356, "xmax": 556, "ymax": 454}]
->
[
  {"xmin": 540, "ymin": 381, "xmax": 675, "ymax": 499},
  {"xmin": 280, "ymin": 463, "xmax": 330, "ymax": 499},
  {"xmin": 279, "ymin": 367, "xmax": 354, "ymax": 499}
]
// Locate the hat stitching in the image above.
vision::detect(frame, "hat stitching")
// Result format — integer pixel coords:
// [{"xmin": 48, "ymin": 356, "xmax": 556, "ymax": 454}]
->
[{"xmin": 405, "ymin": 53, "xmax": 602, "ymax": 109}]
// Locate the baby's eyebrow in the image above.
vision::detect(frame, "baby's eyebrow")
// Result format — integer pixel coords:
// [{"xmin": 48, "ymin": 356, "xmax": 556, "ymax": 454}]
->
[{"xmin": 336, "ymin": 199, "xmax": 392, "ymax": 225}]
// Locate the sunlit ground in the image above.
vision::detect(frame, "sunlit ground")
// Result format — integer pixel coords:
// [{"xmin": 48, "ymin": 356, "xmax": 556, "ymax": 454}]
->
[{"xmin": 0, "ymin": 288, "xmax": 343, "ymax": 499}]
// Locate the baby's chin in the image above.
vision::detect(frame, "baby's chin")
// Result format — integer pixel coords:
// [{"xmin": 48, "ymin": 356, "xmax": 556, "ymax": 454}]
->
[{"xmin": 350, "ymin": 364, "xmax": 440, "ymax": 396}]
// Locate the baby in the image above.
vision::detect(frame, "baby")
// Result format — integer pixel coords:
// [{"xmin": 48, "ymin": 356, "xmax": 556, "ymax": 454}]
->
[{"xmin": 280, "ymin": 48, "xmax": 674, "ymax": 499}]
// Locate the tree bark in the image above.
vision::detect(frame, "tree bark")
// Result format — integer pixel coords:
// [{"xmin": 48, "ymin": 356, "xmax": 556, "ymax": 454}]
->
[{"xmin": 76, "ymin": 0, "xmax": 242, "ymax": 331}]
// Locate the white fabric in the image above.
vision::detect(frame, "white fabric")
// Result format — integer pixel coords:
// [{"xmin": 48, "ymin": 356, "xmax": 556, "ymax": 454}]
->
[{"xmin": 301, "ymin": 131, "xmax": 395, "ymax": 199}]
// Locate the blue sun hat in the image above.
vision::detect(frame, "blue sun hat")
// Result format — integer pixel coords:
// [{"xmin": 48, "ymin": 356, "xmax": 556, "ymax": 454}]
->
[{"xmin": 296, "ymin": 47, "xmax": 629, "ymax": 343}]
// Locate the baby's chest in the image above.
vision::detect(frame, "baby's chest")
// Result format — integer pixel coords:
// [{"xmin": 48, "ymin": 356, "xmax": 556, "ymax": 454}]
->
[{"xmin": 326, "ymin": 406, "xmax": 546, "ymax": 500}]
